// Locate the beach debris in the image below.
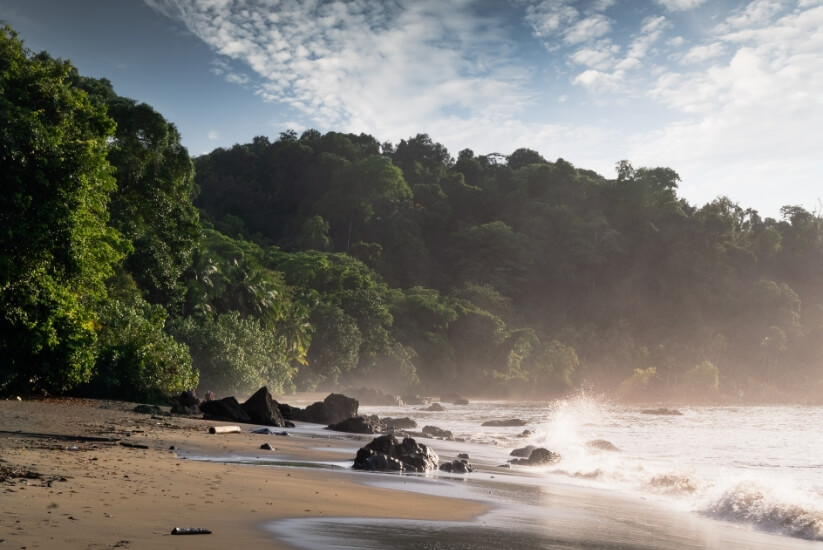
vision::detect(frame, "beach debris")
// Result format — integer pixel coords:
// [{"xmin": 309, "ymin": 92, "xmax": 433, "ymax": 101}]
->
[
  {"xmin": 241, "ymin": 387, "xmax": 288, "ymax": 427},
  {"xmin": 353, "ymin": 434, "xmax": 439, "ymax": 472},
  {"xmin": 328, "ymin": 415, "xmax": 384, "ymax": 434},
  {"xmin": 586, "ymin": 439, "xmax": 620, "ymax": 452},
  {"xmin": 641, "ymin": 408, "xmax": 683, "ymax": 416},
  {"xmin": 510, "ymin": 447, "xmax": 561, "ymax": 466},
  {"xmin": 201, "ymin": 397, "xmax": 252, "ymax": 424},
  {"xmin": 347, "ymin": 387, "xmax": 404, "ymax": 406},
  {"xmin": 279, "ymin": 393, "xmax": 359, "ymax": 426},
  {"xmin": 420, "ymin": 402, "xmax": 446, "ymax": 412},
  {"xmin": 260, "ymin": 442, "xmax": 274, "ymax": 451},
  {"xmin": 509, "ymin": 445, "xmax": 536, "ymax": 458},
  {"xmin": 171, "ymin": 527, "xmax": 212, "ymax": 535},
  {"xmin": 208, "ymin": 426, "xmax": 242, "ymax": 434},
  {"xmin": 421, "ymin": 425, "xmax": 453, "ymax": 440},
  {"xmin": 482, "ymin": 418, "xmax": 527, "ymax": 427},
  {"xmin": 439, "ymin": 459, "xmax": 473, "ymax": 474}
]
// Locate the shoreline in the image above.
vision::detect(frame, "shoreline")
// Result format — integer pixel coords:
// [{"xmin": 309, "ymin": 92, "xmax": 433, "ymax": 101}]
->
[{"xmin": 0, "ymin": 397, "xmax": 488, "ymax": 549}]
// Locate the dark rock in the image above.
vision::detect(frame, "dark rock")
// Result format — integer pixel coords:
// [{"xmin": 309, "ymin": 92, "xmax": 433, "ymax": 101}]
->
[
  {"xmin": 383, "ymin": 417, "xmax": 417, "ymax": 430},
  {"xmin": 641, "ymin": 408, "xmax": 683, "ymax": 416},
  {"xmin": 439, "ymin": 459, "xmax": 473, "ymax": 474},
  {"xmin": 251, "ymin": 427, "xmax": 289, "ymax": 436},
  {"xmin": 509, "ymin": 445, "xmax": 536, "ymax": 458},
  {"xmin": 200, "ymin": 397, "xmax": 252, "ymax": 423},
  {"xmin": 348, "ymin": 387, "xmax": 404, "ymax": 406},
  {"xmin": 586, "ymin": 439, "xmax": 620, "ymax": 451},
  {"xmin": 440, "ymin": 392, "xmax": 469, "ymax": 405},
  {"xmin": 241, "ymin": 387, "xmax": 287, "ymax": 427},
  {"xmin": 498, "ymin": 464, "xmax": 511, "ymax": 468},
  {"xmin": 510, "ymin": 447, "xmax": 561, "ymax": 466},
  {"xmin": 422, "ymin": 425, "xmax": 453, "ymax": 440},
  {"xmin": 517, "ymin": 429, "xmax": 533, "ymax": 438},
  {"xmin": 260, "ymin": 442, "xmax": 274, "ymax": 450},
  {"xmin": 457, "ymin": 453, "xmax": 470, "ymax": 459},
  {"xmin": 482, "ymin": 418, "xmax": 527, "ymax": 427},
  {"xmin": 169, "ymin": 390, "xmax": 200, "ymax": 415},
  {"xmin": 328, "ymin": 415, "xmax": 385, "ymax": 434},
  {"xmin": 353, "ymin": 435, "xmax": 439, "ymax": 472},
  {"xmin": 421, "ymin": 402, "xmax": 446, "ymax": 412},
  {"xmin": 133, "ymin": 404, "xmax": 164, "ymax": 415},
  {"xmin": 280, "ymin": 393, "xmax": 359, "ymax": 425}
]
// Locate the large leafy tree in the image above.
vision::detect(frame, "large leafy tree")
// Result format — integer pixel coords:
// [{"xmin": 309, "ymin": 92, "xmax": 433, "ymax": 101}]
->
[
  {"xmin": 0, "ymin": 27, "xmax": 127, "ymax": 393},
  {"xmin": 78, "ymin": 78, "xmax": 201, "ymax": 309}
]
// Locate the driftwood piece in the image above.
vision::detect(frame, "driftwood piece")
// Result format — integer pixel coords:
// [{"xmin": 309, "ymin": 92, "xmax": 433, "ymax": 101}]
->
[
  {"xmin": 208, "ymin": 425, "xmax": 241, "ymax": 434},
  {"xmin": 171, "ymin": 527, "xmax": 212, "ymax": 535}
]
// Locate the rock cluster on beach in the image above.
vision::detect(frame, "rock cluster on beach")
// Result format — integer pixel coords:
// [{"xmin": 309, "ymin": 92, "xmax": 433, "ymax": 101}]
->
[{"xmin": 353, "ymin": 434, "xmax": 439, "ymax": 472}]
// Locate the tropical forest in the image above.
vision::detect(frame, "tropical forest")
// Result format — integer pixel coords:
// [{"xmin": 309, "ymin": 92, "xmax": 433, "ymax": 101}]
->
[{"xmin": 2, "ymin": 25, "xmax": 822, "ymax": 403}]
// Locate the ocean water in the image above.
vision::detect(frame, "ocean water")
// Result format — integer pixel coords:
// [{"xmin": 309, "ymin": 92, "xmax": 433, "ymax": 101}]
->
[{"xmin": 353, "ymin": 395, "xmax": 823, "ymax": 544}]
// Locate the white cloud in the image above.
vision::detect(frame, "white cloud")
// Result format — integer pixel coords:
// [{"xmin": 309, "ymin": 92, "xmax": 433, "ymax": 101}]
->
[
  {"xmin": 654, "ymin": 0, "xmax": 709, "ymax": 11},
  {"xmin": 146, "ymin": 0, "xmax": 532, "ymax": 138},
  {"xmin": 681, "ymin": 42, "xmax": 725, "ymax": 64},
  {"xmin": 208, "ymin": 130, "xmax": 220, "ymax": 140},
  {"xmin": 563, "ymin": 14, "xmax": 612, "ymax": 45}
]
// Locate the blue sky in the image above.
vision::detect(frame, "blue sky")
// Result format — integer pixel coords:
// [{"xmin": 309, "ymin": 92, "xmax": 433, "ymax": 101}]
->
[{"xmin": 3, "ymin": 0, "xmax": 822, "ymax": 218}]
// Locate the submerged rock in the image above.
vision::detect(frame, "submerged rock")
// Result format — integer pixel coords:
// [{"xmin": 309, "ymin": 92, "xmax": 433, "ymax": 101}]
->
[
  {"xmin": 353, "ymin": 435, "xmax": 439, "ymax": 472},
  {"xmin": 510, "ymin": 447, "xmax": 561, "ymax": 466},
  {"xmin": 586, "ymin": 439, "xmax": 620, "ymax": 452},
  {"xmin": 421, "ymin": 402, "xmax": 446, "ymax": 412},
  {"xmin": 422, "ymin": 425, "xmax": 453, "ymax": 440},
  {"xmin": 439, "ymin": 459, "xmax": 473, "ymax": 474},
  {"xmin": 509, "ymin": 445, "xmax": 536, "ymax": 458},
  {"xmin": 641, "ymin": 408, "xmax": 682, "ymax": 416},
  {"xmin": 383, "ymin": 417, "xmax": 417, "ymax": 430}
]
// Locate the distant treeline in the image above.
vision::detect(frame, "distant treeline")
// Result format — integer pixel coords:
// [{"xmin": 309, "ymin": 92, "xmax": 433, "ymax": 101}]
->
[{"xmin": 2, "ymin": 25, "xmax": 821, "ymax": 402}]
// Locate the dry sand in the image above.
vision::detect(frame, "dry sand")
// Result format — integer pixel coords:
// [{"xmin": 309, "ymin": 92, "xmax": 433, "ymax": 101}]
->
[{"xmin": 0, "ymin": 397, "xmax": 488, "ymax": 549}]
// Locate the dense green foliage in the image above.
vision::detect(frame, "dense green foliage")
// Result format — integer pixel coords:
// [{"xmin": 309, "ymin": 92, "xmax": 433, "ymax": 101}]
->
[{"xmin": 3, "ymin": 25, "xmax": 822, "ymax": 402}]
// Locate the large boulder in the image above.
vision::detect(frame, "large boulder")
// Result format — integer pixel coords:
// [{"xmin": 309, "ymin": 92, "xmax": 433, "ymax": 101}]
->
[
  {"xmin": 200, "ymin": 397, "xmax": 251, "ymax": 423},
  {"xmin": 353, "ymin": 435, "xmax": 439, "ymax": 472},
  {"xmin": 328, "ymin": 415, "xmax": 385, "ymax": 434},
  {"xmin": 510, "ymin": 447, "xmax": 561, "ymax": 466},
  {"xmin": 279, "ymin": 393, "xmax": 359, "ymax": 425},
  {"xmin": 241, "ymin": 387, "xmax": 287, "ymax": 427}
]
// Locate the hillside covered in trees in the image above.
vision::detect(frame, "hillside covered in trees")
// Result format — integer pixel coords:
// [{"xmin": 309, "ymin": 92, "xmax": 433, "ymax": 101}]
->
[{"xmin": 2, "ymin": 25, "xmax": 822, "ymax": 403}]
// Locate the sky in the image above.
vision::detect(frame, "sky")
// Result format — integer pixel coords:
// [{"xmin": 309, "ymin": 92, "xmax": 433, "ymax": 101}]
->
[{"xmin": 3, "ymin": 0, "xmax": 822, "ymax": 218}]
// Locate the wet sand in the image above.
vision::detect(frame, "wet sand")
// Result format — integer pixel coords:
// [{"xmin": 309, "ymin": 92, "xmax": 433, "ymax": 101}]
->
[
  {"xmin": 0, "ymin": 397, "xmax": 486, "ymax": 549},
  {"xmin": 2, "ymin": 397, "xmax": 817, "ymax": 550}
]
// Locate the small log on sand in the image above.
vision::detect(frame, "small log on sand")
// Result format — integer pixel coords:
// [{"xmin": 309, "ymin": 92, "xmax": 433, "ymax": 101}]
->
[{"xmin": 208, "ymin": 425, "xmax": 242, "ymax": 434}]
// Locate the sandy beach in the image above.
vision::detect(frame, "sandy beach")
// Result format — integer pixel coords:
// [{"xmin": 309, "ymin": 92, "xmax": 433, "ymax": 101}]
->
[{"xmin": 0, "ymin": 396, "xmax": 488, "ymax": 549}]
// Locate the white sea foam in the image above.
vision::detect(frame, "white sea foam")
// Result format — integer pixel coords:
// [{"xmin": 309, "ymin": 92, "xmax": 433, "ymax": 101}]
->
[{"xmin": 360, "ymin": 396, "xmax": 823, "ymax": 542}]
